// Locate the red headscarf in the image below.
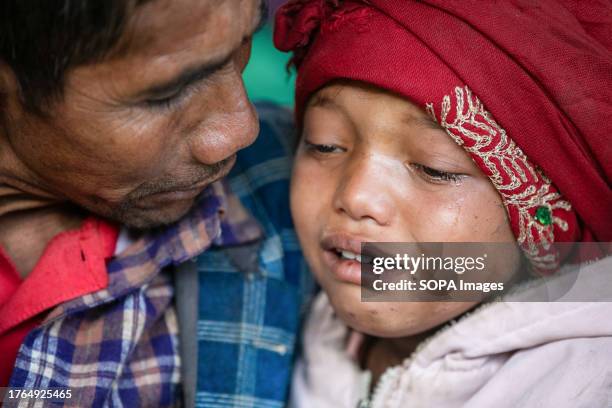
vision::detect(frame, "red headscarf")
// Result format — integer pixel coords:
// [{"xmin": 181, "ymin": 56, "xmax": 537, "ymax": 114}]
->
[{"xmin": 274, "ymin": 0, "xmax": 612, "ymax": 269}]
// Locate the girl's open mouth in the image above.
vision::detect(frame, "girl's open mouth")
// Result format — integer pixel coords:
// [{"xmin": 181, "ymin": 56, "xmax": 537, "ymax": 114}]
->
[
  {"xmin": 320, "ymin": 233, "xmax": 379, "ymax": 285},
  {"xmin": 334, "ymin": 249, "xmax": 374, "ymax": 264}
]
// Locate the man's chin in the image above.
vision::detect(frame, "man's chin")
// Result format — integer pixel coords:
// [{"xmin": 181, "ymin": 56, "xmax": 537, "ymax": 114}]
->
[{"xmin": 112, "ymin": 197, "xmax": 197, "ymax": 230}]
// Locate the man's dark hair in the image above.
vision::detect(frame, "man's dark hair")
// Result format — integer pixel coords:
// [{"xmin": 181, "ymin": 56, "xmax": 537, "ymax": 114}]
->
[{"xmin": 0, "ymin": 0, "xmax": 148, "ymax": 112}]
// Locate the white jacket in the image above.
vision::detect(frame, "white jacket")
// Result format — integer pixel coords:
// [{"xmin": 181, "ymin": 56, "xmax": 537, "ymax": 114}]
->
[{"xmin": 291, "ymin": 256, "xmax": 612, "ymax": 408}]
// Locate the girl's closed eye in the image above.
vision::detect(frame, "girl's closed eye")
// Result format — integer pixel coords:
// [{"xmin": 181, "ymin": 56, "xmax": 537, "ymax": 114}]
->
[
  {"xmin": 410, "ymin": 163, "xmax": 466, "ymax": 184},
  {"xmin": 303, "ymin": 140, "xmax": 347, "ymax": 155}
]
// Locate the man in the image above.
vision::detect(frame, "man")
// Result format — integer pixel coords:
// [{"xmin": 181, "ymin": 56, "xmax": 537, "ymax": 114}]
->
[{"xmin": 0, "ymin": 0, "xmax": 311, "ymax": 406}]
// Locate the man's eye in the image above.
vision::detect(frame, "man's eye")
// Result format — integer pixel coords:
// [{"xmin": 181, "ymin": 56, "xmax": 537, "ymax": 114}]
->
[
  {"xmin": 144, "ymin": 82, "xmax": 200, "ymax": 110},
  {"xmin": 304, "ymin": 141, "xmax": 345, "ymax": 154},
  {"xmin": 144, "ymin": 89, "xmax": 185, "ymax": 110},
  {"xmin": 412, "ymin": 163, "xmax": 465, "ymax": 183}
]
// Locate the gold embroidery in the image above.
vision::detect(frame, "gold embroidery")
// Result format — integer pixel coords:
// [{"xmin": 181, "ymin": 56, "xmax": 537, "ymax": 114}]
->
[{"xmin": 426, "ymin": 86, "xmax": 572, "ymax": 269}]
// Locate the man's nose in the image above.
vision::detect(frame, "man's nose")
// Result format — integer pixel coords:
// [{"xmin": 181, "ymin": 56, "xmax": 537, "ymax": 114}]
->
[
  {"xmin": 188, "ymin": 72, "xmax": 259, "ymax": 165},
  {"xmin": 332, "ymin": 154, "xmax": 396, "ymax": 226}
]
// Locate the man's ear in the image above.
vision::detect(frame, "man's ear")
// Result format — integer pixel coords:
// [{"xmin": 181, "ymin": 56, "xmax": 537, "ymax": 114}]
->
[
  {"xmin": 0, "ymin": 61, "xmax": 24, "ymax": 118},
  {"xmin": 0, "ymin": 61, "xmax": 20, "ymax": 99},
  {"xmin": 0, "ymin": 61, "xmax": 29, "ymax": 127}
]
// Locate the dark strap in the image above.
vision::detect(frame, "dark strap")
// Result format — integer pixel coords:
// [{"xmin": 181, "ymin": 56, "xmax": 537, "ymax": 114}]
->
[{"xmin": 174, "ymin": 261, "xmax": 199, "ymax": 408}]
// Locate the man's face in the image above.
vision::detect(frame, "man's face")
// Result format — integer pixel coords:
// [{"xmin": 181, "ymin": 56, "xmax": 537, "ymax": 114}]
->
[{"xmin": 2, "ymin": 0, "xmax": 263, "ymax": 228}]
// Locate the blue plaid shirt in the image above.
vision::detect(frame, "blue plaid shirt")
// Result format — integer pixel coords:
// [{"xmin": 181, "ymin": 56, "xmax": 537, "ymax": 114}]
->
[
  {"xmin": 8, "ymin": 103, "xmax": 313, "ymax": 407},
  {"xmin": 194, "ymin": 102, "xmax": 313, "ymax": 408}
]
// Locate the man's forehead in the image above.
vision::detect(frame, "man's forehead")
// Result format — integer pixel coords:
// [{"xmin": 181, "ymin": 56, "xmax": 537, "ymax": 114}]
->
[
  {"xmin": 113, "ymin": 0, "xmax": 260, "ymax": 59},
  {"xmin": 75, "ymin": 0, "xmax": 263, "ymax": 96}
]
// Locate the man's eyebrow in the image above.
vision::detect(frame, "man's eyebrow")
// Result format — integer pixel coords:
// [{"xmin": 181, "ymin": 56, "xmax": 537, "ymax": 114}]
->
[
  {"xmin": 137, "ymin": 53, "xmax": 234, "ymax": 100},
  {"xmin": 136, "ymin": 1, "xmax": 267, "ymax": 101}
]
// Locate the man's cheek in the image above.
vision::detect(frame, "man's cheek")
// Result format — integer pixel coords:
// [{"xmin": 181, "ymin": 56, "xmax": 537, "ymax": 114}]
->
[
  {"xmin": 97, "ymin": 127, "xmax": 175, "ymax": 184},
  {"xmin": 237, "ymin": 38, "xmax": 252, "ymax": 72}
]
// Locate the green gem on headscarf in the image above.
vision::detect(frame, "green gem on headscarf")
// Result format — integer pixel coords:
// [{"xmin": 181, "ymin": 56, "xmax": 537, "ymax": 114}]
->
[{"xmin": 535, "ymin": 206, "xmax": 552, "ymax": 226}]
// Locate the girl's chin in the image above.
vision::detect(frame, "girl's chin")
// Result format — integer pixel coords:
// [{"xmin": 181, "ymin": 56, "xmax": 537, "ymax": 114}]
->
[
  {"xmin": 345, "ymin": 316, "xmax": 427, "ymax": 338},
  {"xmin": 329, "ymin": 298, "xmax": 429, "ymax": 338},
  {"xmin": 326, "ymin": 291, "xmax": 464, "ymax": 338}
]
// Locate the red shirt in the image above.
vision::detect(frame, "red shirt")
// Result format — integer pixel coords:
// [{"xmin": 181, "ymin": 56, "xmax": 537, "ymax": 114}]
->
[{"xmin": 0, "ymin": 217, "xmax": 118, "ymax": 386}]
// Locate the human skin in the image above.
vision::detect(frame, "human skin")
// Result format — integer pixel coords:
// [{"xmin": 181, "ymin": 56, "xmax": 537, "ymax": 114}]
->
[
  {"xmin": 0, "ymin": 0, "xmax": 263, "ymax": 230},
  {"xmin": 291, "ymin": 81, "xmax": 521, "ymax": 339}
]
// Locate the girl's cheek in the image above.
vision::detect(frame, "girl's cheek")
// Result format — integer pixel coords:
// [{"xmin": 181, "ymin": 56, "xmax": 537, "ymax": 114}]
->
[
  {"xmin": 463, "ymin": 193, "xmax": 514, "ymax": 242},
  {"xmin": 290, "ymin": 160, "xmax": 324, "ymax": 237},
  {"xmin": 411, "ymin": 180, "xmax": 513, "ymax": 243},
  {"xmin": 397, "ymin": 186, "xmax": 472, "ymax": 242}
]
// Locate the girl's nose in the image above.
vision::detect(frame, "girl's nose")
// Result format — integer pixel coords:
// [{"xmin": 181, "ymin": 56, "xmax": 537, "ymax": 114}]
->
[{"xmin": 332, "ymin": 154, "xmax": 396, "ymax": 226}]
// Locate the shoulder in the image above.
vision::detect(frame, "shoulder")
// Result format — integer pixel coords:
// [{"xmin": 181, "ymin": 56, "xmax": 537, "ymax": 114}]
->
[
  {"xmin": 222, "ymin": 102, "xmax": 309, "ymax": 286},
  {"xmin": 233, "ymin": 101, "xmax": 296, "ymax": 172},
  {"xmin": 479, "ymin": 335, "xmax": 612, "ymax": 407},
  {"xmin": 227, "ymin": 102, "xmax": 297, "ymax": 231},
  {"xmin": 291, "ymin": 292, "xmax": 366, "ymax": 408}
]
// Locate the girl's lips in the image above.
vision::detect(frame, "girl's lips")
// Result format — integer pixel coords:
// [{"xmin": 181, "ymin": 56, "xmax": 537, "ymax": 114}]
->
[
  {"xmin": 321, "ymin": 232, "xmax": 368, "ymax": 255},
  {"xmin": 320, "ymin": 232, "xmax": 377, "ymax": 285},
  {"xmin": 319, "ymin": 232, "xmax": 399, "ymax": 286},
  {"xmin": 322, "ymin": 248, "xmax": 362, "ymax": 285}
]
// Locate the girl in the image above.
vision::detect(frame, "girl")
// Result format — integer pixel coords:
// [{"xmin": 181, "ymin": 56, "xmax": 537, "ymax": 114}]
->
[{"xmin": 274, "ymin": 1, "xmax": 612, "ymax": 407}]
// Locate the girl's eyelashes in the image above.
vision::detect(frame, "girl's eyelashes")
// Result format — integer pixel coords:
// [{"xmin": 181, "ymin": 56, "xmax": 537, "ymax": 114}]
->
[
  {"xmin": 411, "ymin": 163, "xmax": 466, "ymax": 184},
  {"xmin": 302, "ymin": 138, "xmax": 465, "ymax": 184},
  {"xmin": 303, "ymin": 140, "xmax": 346, "ymax": 154}
]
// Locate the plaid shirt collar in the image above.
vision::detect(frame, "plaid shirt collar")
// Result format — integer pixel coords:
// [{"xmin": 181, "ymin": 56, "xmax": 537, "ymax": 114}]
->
[{"xmin": 43, "ymin": 179, "xmax": 262, "ymax": 324}]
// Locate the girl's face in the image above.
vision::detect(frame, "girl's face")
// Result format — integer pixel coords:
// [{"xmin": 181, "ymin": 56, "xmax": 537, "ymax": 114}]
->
[{"xmin": 291, "ymin": 82, "xmax": 521, "ymax": 337}]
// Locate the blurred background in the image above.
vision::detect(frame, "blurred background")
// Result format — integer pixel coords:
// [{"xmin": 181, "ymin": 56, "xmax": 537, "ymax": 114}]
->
[{"xmin": 242, "ymin": 0, "xmax": 296, "ymax": 107}]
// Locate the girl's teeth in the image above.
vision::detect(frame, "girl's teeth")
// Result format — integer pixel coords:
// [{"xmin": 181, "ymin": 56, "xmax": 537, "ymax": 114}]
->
[
  {"xmin": 340, "ymin": 250, "xmax": 365, "ymax": 263},
  {"xmin": 341, "ymin": 250, "xmax": 356, "ymax": 260},
  {"xmin": 338, "ymin": 250, "xmax": 372, "ymax": 264}
]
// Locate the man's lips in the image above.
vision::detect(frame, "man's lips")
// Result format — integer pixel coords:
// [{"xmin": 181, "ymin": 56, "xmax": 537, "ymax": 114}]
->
[
  {"xmin": 134, "ymin": 156, "xmax": 236, "ymax": 208},
  {"xmin": 141, "ymin": 187, "xmax": 204, "ymax": 204}
]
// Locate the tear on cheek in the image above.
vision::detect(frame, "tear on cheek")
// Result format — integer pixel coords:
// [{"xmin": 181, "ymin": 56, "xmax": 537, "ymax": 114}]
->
[{"xmin": 492, "ymin": 221, "xmax": 509, "ymax": 237}]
